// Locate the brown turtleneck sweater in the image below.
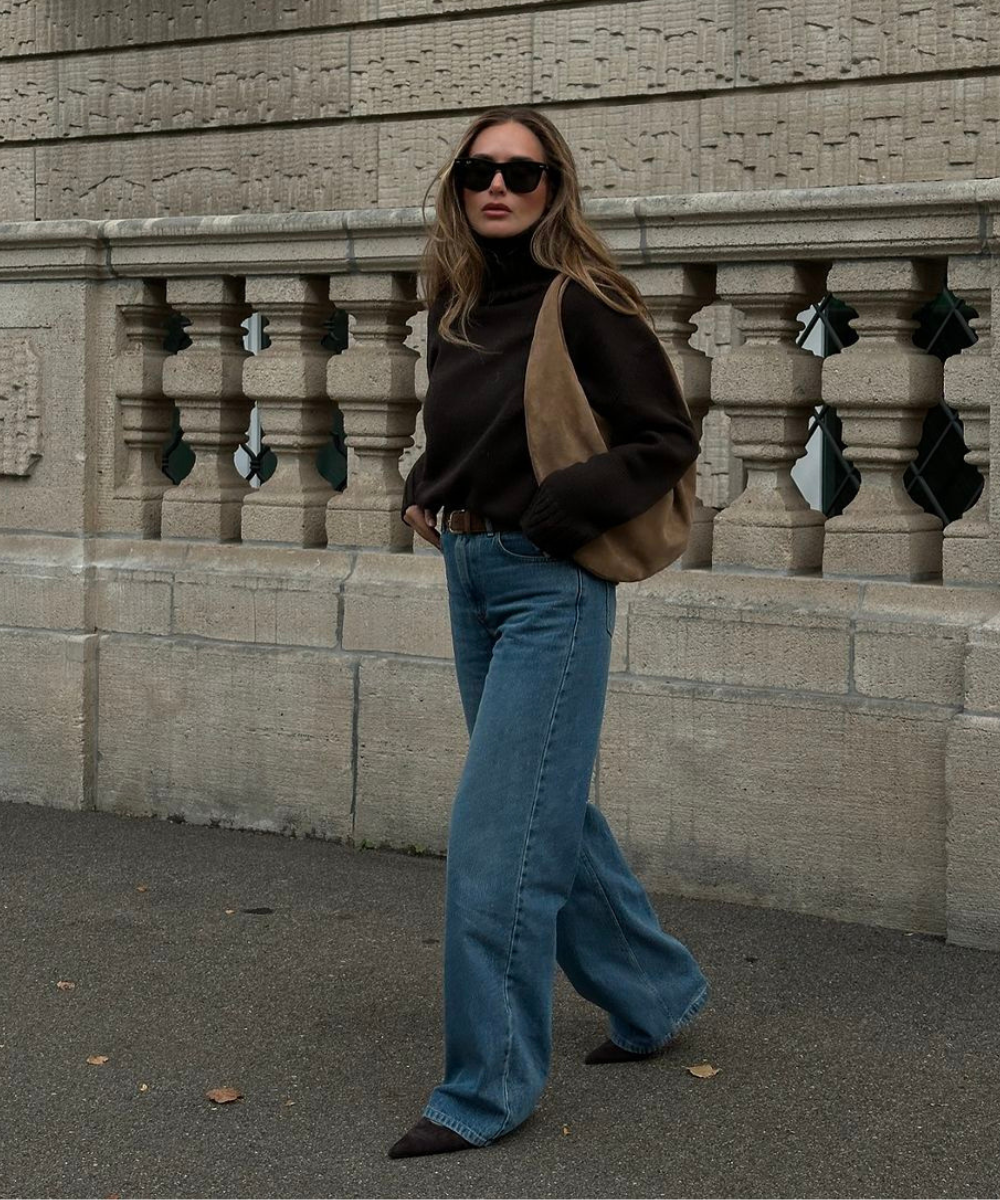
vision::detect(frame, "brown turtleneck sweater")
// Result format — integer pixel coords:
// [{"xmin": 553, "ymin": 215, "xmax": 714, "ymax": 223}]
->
[{"xmin": 402, "ymin": 227, "xmax": 699, "ymax": 558}]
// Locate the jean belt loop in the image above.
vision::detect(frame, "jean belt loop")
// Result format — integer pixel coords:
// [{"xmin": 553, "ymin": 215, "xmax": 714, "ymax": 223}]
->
[{"xmin": 485, "ymin": 516, "xmax": 495, "ymax": 535}]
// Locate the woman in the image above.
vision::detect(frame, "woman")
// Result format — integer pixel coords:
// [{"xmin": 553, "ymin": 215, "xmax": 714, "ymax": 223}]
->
[{"xmin": 391, "ymin": 107, "xmax": 708, "ymax": 1159}]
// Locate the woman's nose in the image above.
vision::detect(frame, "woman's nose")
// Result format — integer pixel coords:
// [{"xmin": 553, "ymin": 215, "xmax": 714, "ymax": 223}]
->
[{"xmin": 488, "ymin": 169, "xmax": 507, "ymax": 192}]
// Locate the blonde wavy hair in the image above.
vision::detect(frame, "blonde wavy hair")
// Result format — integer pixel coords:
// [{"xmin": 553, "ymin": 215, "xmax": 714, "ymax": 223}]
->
[{"xmin": 420, "ymin": 106, "xmax": 649, "ymax": 349}]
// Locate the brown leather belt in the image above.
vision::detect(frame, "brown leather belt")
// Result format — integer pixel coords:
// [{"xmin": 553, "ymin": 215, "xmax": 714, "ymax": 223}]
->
[{"xmin": 445, "ymin": 508, "xmax": 504, "ymax": 534}]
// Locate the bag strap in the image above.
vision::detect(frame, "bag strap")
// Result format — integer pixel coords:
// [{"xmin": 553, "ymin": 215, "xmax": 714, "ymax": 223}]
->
[{"xmin": 524, "ymin": 275, "xmax": 609, "ymax": 484}]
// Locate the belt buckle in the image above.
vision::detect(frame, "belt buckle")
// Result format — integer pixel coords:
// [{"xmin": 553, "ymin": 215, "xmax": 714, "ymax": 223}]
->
[{"xmin": 447, "ymin": 509, "xmax": 468, "ymax": 534}]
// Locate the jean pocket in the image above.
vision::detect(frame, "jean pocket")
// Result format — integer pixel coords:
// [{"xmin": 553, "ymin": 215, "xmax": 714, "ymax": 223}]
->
[
  {"xmin": 496, "ymin": 531, "xmax": 556, "ymax": 562},
  {"xmin": 605, "ymin": 581, "xmax": 617, "ymax": 637}
]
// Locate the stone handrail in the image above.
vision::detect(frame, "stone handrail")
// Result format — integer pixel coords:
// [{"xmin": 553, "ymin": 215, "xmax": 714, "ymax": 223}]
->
[{"xmin": 1, "ymin": 179, "xmax": 998, "ymax": 278}]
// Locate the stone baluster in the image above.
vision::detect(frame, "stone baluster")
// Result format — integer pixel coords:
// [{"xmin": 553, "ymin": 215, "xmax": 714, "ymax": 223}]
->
[
  {"xmin": 160, "ymin": 277, "xmax": 252, "ymax": 542},
  {"xmin": 822, "ymin": 259, "xmax": 946, "ymax": 580},
  {"xmin": 113, "ymin": 279, "xmax": 174, "ymax": 538},
  {"xmin": 629, "ymin": 265, "xmax": 717, "ymax": 569},
  {"xmin": 943, "ymin": 257, "xmax": 994, "ymax": 584},
  {"xmin": 241, "ymin": 276, "xmax": 334, "ymax": 547},
  {"xmin": 711, "ymin": 262, "xmax": 827, "ymax": 573},
  {"xmin": 326, "ymin": 273, "xmax": 421, "ymax": 549}
]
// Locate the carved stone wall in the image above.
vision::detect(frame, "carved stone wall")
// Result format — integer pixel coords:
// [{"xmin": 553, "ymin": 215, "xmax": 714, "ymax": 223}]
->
[
  {"xmin": 0, "ymin": 336, "xmax": 40, "ymax": 477},
  {"xmin": 2, "ymin": 0, "xmax": 998, "ymax": 219}
]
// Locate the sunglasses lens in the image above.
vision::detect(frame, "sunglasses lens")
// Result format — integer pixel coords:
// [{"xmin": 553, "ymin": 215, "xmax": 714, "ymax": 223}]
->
[
  {"xmin": 457, "ymin": 160, "xmax": 496, "ymax": 191},
  {"xmin": 504, "ymin": 163, "xmax": 543, "ymax": 193}
]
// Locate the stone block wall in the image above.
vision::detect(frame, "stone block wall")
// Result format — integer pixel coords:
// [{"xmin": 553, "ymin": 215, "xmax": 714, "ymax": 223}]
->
[
  {"xmin": 2, "ymin": 0, "xmax": 999, "ymax": 219},
  {"xmin": 5, "ymin": 516, "xmax": 998, "ymax": 941}
]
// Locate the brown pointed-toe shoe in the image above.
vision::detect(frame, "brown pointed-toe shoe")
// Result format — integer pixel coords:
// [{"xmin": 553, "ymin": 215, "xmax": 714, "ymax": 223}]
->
[
  {"xmin": 388, "ymin": 1116, "xmax": 477, "ymax": 1159},
  {"xmin": 584, "ymin": 1038, "xmax": 669, "ymax": 1064}
]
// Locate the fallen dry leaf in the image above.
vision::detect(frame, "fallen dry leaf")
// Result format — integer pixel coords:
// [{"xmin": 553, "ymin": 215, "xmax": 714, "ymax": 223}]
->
[
  {"xmin": 562, "ymin": 1125, "xmax": 570, "ymax": 1136},
  {"xmin": 686, "ymin": 1062, "xmax": 720, "ymax": 1078},
  {"xmin": 206, "ymin": 1086, "xmax": 243, "ymax": 1104},
  {"xmin": 285, "ymin": 1099, "xmax": 295, "ymax": 1107},
  {"xmin": 86, "ymin": 1055, "xmax": 109, "ymax": 1066},
  {"xmin": 56, "ymin": 980, "xmax": 76, "ymax": 991},
  {"xmin": 224, "ymin": 909, "xmax": 236, "ymax": 916},
  {"xmin": 139, "ymin": 1083, "xmax": 149, "ymax": 1093},
  {"xmin": 136, "ymin": 884, "xmax": 149, "ymax": 893}
]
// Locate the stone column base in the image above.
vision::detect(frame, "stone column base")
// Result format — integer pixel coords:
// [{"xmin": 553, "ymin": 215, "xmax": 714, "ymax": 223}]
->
[
  {"xmin": 823, "ymin": 515, "xmax": 942, "ymax": 580},
  {"xmin": 161, "ymin": 489, "xmax": 247, "ymax": 541},
  {"xmin": 327, "ymin": 497, "xmax": 411, "ymax": 550},
  {"xmin": 241, "ymin": 493, "xmax": 330, "ymax": 547},
  {"xmin": 713, "ymin": 511, "xmax": 825, "ymax": 573}
]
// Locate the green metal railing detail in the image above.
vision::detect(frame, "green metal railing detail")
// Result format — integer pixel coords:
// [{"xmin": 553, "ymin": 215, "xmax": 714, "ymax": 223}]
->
[
  {"xmin": 796, "ymin": 287, "xmax": 983, "ymax": 524},
  {"xmin": 161, "ymin": 313, "xmax": 195, "ymax": 484},
  {"xmin": 159, "ymin": 308, "xmax": 349, "ymax": 493}
]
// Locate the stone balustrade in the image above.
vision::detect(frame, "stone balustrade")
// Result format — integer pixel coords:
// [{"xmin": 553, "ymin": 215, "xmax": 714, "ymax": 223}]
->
[
  {"xmin": 240, "ymin": 275, "xmax": 333, "ymax": 547},
  {"xmin": 4, "ymin": 182, "xmax": 984, "ymax": 581},
  {"xmin": 2, "ymin": 181, "xmax": 1000, "ymax": 949}
]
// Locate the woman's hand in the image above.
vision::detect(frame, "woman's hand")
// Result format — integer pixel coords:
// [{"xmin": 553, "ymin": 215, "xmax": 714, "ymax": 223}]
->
[{"xmin": 404, "ymin": 505, "xmax": 442, "ymax": 550}]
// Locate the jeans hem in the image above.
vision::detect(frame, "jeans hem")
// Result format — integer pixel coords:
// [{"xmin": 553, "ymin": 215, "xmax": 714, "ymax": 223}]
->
[
  {"xmin": 610, "ymin": 981, "xmax": 710, "ymax": 1055},
  {"xmin": 422, "ymin": 1105, "xmax": 491, "ymax": 1148}
]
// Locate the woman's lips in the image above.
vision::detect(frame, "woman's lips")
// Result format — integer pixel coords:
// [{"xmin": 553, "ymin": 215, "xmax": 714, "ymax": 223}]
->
[{"xmin": 482, "ymin": 206, "xmax": 510, "ymax": 215}]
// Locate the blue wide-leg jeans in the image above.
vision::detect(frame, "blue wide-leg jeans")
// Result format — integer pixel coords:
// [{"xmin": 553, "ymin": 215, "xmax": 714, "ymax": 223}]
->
[{"xmin": 423, "ymin": 527, "xmax": 709, "ymax": 1147}]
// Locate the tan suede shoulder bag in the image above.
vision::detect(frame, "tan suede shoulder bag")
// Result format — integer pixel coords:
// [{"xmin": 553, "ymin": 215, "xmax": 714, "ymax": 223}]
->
[{"xmin": 523, "ymin": 274, "xmax": 697, "ymax": 584}]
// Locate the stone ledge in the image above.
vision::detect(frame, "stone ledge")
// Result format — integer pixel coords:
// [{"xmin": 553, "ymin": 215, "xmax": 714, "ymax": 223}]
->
[
  {"xmin": 341, "ymin": 551, "xmax": 450, "ymax": 659},
  {"xmin": 2, "ymin": 541, "xmax": 997, "ymax": 693},
  {"xmin": 962, "ymin": 612, "xmax": 1000, "ymax": 715},
  {"xmin": 1, "ymin": 179, "xmax": 997, "ymax": 278},
  {"xmin": 628, "ymin": 569, "xmax": 1000, "ymax": 704},
  {"xmin": 89, "ymin": 536, "xmax": 356, "ymax": 576}
]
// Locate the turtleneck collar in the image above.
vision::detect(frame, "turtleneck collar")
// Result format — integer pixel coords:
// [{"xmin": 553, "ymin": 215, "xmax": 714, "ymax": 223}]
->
[{"xmin": 473, "ymin": 224, "xmax": 557, "ymax": 302}]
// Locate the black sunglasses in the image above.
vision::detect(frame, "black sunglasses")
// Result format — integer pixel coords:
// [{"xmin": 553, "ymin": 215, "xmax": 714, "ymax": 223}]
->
[{"xmin": 453, "ymin": 157, "xmax": 556, "ymax": 195}]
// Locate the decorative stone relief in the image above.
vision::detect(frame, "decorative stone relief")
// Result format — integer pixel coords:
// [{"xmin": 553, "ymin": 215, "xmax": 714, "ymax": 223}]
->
[
  {"xmin": 533, "ymin": 1, "xmax": 735, "ymax": 101},
  {"xmin": 0, "ymin": 0, "xmax": 35, "ymax": 55},
  {"xmin": 0, "ymin": 335, "xmax": 41, "ymax": 477},
  {"xmin": 351, "ymin": 15, "xmax": 532, "ymax": 116},
  {"xmin": 0, "ymin": 33, "xmax": 350, "ymax": 141},
  {"xmin": 37, "ymin": 122, "xmax": 379, "ymax": 220},
  {"xmin": 0, "ymin": 148, "xmax": 34, "ymax": 221},
  {"xmin": 0, "ymin": 0, "xmax": 366, "ymax": 55}
]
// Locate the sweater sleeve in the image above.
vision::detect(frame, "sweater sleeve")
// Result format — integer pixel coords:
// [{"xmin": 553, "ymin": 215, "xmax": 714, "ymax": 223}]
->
[
  {"xmin": 401, "ymin": 452, "xmax": 427, "ymax": 521},
  {"xmin": 519, "ymin": 280, "xmax": 700, "ymax": 557},
  {"xmin": 399, "ymin": 298, "xmax": 443, "ymax": 524}
]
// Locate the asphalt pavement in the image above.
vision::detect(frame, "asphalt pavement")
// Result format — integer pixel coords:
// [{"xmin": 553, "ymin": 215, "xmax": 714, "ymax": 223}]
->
[{"xmin": 1, "ymin": 801, "xmax": 998, "ymax": 1200}]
